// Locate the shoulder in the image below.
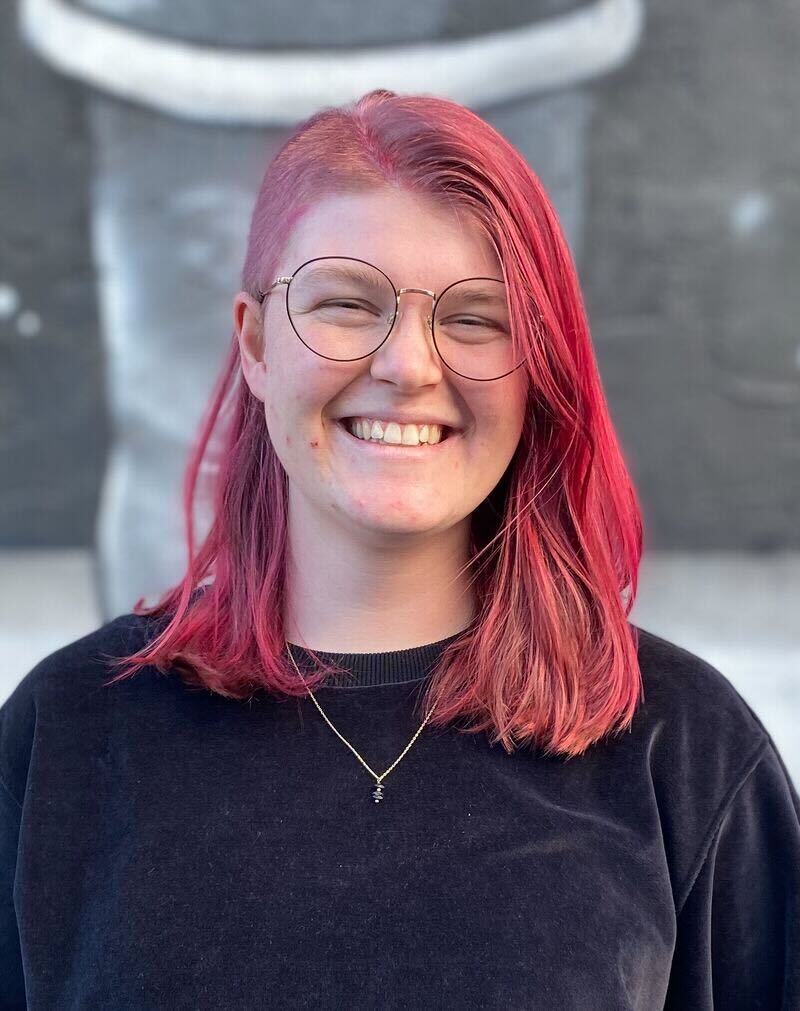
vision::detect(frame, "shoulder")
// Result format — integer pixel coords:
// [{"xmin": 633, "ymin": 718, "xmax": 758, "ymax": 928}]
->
[
  {"xmin": 3, "ymin": 611, "xmax": 159, "ymax": 706},
  {"xmin": 626, "ymin": 623, "xmax": 776, "ymax": 896},
  {"xmin": 630, "ymin": 622, "xmax": 769, "ymax": 753},
  {"xmin": 0, "ymin": 611, "xmax": 158, "ymax": 805}
]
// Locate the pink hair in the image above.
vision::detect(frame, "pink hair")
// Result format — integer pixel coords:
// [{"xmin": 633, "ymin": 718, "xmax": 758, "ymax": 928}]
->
[{"xmin": 104, "ymin": 89, "xmax": 645, "ymax": 759}]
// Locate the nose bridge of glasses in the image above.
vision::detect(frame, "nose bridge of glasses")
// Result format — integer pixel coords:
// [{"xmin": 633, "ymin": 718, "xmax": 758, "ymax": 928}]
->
[{"xmin": 393, "ymin": 286, "xmax": 436, "ymax": 328}]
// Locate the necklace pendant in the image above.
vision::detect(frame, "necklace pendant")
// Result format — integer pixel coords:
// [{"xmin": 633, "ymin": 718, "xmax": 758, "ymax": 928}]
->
[{"xmin": 372, "ymin": 782, "xmax": 385, "ymax": 803}]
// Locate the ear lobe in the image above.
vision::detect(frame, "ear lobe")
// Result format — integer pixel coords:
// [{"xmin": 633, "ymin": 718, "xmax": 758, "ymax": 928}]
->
[{"xmin": 234, "ymin": 292, "xmax": 267, "ymax": 402}]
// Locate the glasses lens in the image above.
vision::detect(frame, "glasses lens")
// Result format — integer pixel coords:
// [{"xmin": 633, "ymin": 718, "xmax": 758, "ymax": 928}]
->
[
  {"xmin": 433, "ymin": 279, "xmax": 520, "ymax": 381},
  {"xmin": 287, "ymin": 258, "xmax": 395, "ymax": 361}
]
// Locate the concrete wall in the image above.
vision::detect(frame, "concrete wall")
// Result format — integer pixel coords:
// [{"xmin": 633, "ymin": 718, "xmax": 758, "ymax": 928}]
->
[{"xmin": 1, "ymin": 0, "xmax": 797, "ymax": 557}]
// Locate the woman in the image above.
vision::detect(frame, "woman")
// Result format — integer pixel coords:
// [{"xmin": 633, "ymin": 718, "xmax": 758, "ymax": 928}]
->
[{"xmin": 1, "ymin": 89, "xmax": 798, "ymax": 1009}]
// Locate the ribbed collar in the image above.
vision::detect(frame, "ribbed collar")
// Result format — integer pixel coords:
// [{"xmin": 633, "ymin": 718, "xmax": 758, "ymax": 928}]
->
[{"xmin": 285, "ymin": 629, "xmax": 466, "ymax": 688}]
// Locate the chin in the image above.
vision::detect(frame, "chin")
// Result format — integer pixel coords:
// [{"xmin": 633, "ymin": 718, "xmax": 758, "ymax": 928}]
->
[{"xmin": 341, "ymin": 501, "xmax": 451, "ymax": 537}]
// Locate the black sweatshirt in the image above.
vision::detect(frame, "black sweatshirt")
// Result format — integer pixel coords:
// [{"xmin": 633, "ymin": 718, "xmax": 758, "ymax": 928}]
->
[{"xmin": 1, "ymin": 612, "xmax": 798, "ymax": 1009}]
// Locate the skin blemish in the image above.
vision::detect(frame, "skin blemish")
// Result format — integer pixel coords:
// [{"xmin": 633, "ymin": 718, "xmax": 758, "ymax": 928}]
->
[{"xmin": 309, "ymin": 439, "xmax": 319, "ymax": 449}]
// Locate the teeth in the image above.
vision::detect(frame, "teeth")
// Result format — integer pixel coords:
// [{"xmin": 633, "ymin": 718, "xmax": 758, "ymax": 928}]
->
[
  {"xmin": 383, "ymin": 422, "xmax": 402, "ymax": 444},
  {"xmin": 346, "ymin": 418, "xmax": 447, "ymax": 446}
]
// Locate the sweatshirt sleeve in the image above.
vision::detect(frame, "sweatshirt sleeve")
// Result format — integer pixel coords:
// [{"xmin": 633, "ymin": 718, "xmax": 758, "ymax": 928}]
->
[
  {"xmin": 0, "ymin": 676, "xmax": 37, "ymax": 1010},
  {"xmin": 0, "ymin": 774, "xmax": 25, "ymax": 1008},
  {"xmin": 665, "ymin": 733, "xmax": 800, "ymax": 1009}
]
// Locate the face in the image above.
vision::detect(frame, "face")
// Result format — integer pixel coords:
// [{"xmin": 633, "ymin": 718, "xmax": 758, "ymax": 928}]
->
[{"xmin": 234, "ymin": 187, "xmax": 528, "ymax": 544}]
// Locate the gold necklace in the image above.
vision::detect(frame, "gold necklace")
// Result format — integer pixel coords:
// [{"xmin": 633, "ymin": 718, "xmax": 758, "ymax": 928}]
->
[{"xmin": 285, "ymin": 642, "xmax": 438, "ymax": 803}]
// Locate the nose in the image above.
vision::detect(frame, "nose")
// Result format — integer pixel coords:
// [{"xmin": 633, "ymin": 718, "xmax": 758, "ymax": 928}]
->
[{"xmin": 368, "ymin": 290, "xmax": 443, "ymax": 389}]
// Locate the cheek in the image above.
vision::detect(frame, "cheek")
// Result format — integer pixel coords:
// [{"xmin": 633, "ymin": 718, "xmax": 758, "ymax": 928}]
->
[
  {"xmin": 470, "ymin": 397, "xmax": 526, "ymax": 471},
  {"xmin": 263, "ymin": 365, "xmax": 338, "ymax": 462},
  {"xmin": 262, "ymin": 386, "xmax": 296, "ymax": 463},
  {"xmin": 495, "ymin": 381, "xmax": 528, "ymax": 444},
  {"xmin": 472, "ymin": 391, "xmax": 521, "ymax": 442},
  {"xmin": 264, "ymin": 370, "xmax": 303, "ymax": 436}
]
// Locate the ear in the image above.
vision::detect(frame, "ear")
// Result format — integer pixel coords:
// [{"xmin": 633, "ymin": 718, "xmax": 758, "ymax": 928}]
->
[{"xmin": 233, "ymin": 291, "xmax": 268, "ymax": 402}]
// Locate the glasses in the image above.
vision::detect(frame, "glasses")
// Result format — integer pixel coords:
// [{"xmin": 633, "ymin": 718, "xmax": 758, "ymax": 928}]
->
[{"xmin": 257, "ymin": 256, "xmax": 525, "ymax": 382}]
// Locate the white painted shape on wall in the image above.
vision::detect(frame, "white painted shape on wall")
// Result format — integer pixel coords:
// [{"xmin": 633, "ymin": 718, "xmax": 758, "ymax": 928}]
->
[
  {"xmin": 730, "ymin": 190, "xmax": 773, "ymax": 237},
  {"xmin": 0, "ymin": 284, "xmax": 20, "ymax": 318},
  {"xmin": 20, "ymin": 0, "xmax": 644, "ymax": 123}
]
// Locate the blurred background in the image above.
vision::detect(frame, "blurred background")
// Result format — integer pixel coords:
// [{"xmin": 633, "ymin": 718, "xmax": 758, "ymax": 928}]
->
[{"xmin": 1, "ymin": 0, "xmax": 797, "ymax": 775}]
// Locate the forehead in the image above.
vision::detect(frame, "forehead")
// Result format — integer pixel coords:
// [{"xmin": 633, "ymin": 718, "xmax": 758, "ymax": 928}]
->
[{"xmin": 282, "ymin": 187, "xmax": 502, "ymax": 286}]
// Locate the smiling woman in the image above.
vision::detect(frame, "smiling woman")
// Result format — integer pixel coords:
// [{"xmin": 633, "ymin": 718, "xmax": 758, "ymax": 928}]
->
[
  {"xmin": 1, "ymin": 89, "xmax": 798, "ymax": 1009},
  {"xmin": 110, "ymin": 92, "xmax": 639, "ymax": 734}
]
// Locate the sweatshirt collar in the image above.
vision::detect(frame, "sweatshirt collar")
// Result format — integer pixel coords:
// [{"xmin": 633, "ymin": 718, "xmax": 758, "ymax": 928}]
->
[{"xmin": 285, "ymin": 629, "xmax": 466, "ymax": 688}]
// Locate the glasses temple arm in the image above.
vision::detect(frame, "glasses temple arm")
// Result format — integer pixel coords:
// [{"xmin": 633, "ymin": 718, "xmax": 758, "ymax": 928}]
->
[{"xmin": 257, "ymin": 277, "xmax": 292, "ymax": 301}]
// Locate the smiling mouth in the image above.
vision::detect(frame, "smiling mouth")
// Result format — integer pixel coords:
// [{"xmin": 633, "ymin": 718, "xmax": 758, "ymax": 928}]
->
[{"xmin": 333, "ymin": 420, "xmax": 457, "ymax": 448}]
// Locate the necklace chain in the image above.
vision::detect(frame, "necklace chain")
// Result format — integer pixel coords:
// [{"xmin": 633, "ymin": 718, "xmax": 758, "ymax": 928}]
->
[{"xmin": 285, "ymin": 642, "xmax": 438, "ymax": 803}]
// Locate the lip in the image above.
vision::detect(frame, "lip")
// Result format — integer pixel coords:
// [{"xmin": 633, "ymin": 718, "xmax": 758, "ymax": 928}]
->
[{"xmin": 331, "ymin": 418, "xmax": 461, "ymax": 457}]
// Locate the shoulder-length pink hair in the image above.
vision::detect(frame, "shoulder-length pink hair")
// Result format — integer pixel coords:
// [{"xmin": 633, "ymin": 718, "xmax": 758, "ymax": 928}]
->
[{"xmin": 104, "ymin": 88, "xmax": 645, "ymax": 759}]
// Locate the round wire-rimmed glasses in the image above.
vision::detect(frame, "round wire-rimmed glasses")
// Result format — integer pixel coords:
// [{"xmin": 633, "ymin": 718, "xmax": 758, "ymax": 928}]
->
[{"xmin": 256, "ymin": 255, "xmax": 526, "ymax": 382}]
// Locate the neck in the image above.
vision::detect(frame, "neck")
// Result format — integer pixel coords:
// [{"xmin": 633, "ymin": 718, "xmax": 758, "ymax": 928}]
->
[{"xmin": 283, "ymin": 488, "xmax": 476, "ymax": 653}]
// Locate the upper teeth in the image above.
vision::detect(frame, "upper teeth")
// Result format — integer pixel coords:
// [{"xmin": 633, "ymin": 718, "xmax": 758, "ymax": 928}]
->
[{"xmin": 346, "ymin": 418, "xmax": 446, "ymax": 446}]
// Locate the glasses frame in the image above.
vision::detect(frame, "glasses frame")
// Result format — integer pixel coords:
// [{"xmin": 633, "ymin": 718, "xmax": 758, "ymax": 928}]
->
[{"xmin": 256, "ymin": 255, "xmax": 524, "ymax": 382}]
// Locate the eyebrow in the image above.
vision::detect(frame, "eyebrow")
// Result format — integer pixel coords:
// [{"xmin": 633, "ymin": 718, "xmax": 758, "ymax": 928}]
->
[
  {"xmin": 311, "ymin": 264, "xmax": 387, "ymax": 288},
  {"xmin": 307, "ymin": 264, "xmax": 508, "ymax": 305},
  {"xmin": 447, "ymin": 289, "xmax": 507, "ymax": 308}
]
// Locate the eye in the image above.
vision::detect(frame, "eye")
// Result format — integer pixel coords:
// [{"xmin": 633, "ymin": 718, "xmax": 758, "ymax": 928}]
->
[
  {"xmin": 321, "ymin": 300, "xmax": 380, "ymax": 313},
  {"xmin": 442, "ymin": 315, "xmax": 507, "ymax": 330}
]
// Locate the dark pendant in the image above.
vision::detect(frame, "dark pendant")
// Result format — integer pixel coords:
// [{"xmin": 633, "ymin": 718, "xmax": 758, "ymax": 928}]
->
[{"xmin": 372, "ymin": 782, "xmax": 385, "ymax": 803}]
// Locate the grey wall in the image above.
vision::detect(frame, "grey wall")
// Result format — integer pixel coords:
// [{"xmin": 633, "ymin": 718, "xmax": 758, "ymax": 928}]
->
[
  {"xmin": 1, "ymin": 0, "xmax": 798, "ymax": 557},
  {"xmin": 0, "ymin": 2, "xmax": 107, "ymax": 545},
  {"xmin": 583, "ymin": 1, "xmax": 800, "ymax": 549}
]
